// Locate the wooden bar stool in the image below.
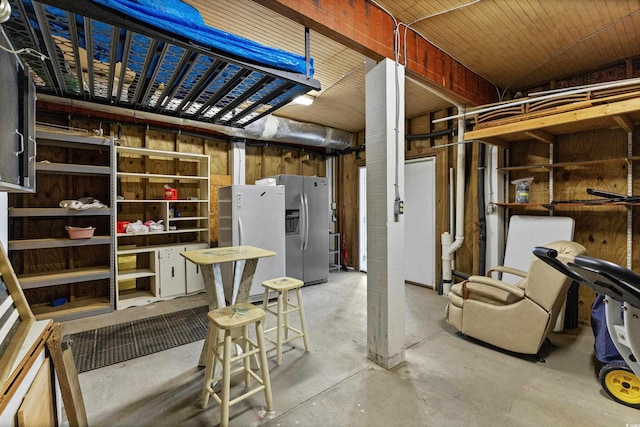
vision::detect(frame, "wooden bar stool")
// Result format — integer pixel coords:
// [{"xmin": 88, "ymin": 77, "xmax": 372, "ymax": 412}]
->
[
  {"xmin": 262, "ymin": 277, "xmax": 309, "ymax": 365},
  {"xmin": 201, "ymin": 303, "xmax": 273, "ymax": 427}
]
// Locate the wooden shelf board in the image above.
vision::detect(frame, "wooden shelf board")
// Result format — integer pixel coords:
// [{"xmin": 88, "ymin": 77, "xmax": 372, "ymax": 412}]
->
[
  {"xmin": 18, "ymin": 267, "xmax": 111, "ymax": 289},
  {"xmin": 116, "ymin": 146, "xmax": 207, "ymax": 161},
  {"xmin": 495, "ymin": 202, "xmax": 549, "ymax": 207},
  {"xmin": 496, "ymin": 202, "xmax": 629, "ymax": 208},
  {"xmin": 117, "ymin": 269, "xmax": 155, "ymax": 281},
  {"xmin": 31, "ymin": 298, "xmax": 112, "ymax": 322},
  {"xmin": 36, "ymin": 163, "xmax": 110, "ymax": 175},
  {"xmin": 116, "ymin": 228, "xmax": 207, "ymax": 237},
  {"xmin": 549, "ymin": 203, "xmax": 629, "ymax": 209},
  {"xmin": 116, "ymin": 291, "xmax": 158, "ymax": 310},
  {"xmin": 9, "ymin": 208, "xmax": 111, "ymax": 217},
  {"xmin": 116, "ymin": 199, "xmax": 206, "ymax": 203},
  {"xmin": 465, "ymin": 96, "xmax": 640, "ymax": 143},
  {"xmin": 8, "ymin": 236, "xmax": 111, "ymax": 251},
  {"xmin": 499, "ymin": 157, "xmax": 640, "ymax": 172},
  {"xmin": 116, "ymin": 247, "xmax": 156, "ymax": 255},
  {"xmin": 36, "ymin": 130, "xmax": 112, "ymax": 147},
  {"xmin": 116, "ymin": 241, "xmax": 209, "ymax": 255},
  {"xmin": 116, "ymin": 172, "xmax": 206, "ymax": 181},
  {"xmin": 168, "ymin": 217, "xmax": 208, "ymax": 221}
]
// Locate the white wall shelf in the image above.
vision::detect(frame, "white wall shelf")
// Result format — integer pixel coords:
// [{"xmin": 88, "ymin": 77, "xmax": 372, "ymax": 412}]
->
[{"xmin": 114, "ymin": 146, "xmax": 210, "ymax": 309}]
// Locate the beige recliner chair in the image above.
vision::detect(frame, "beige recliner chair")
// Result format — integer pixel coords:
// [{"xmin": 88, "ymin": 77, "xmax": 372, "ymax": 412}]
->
[{"xmin": 445, "ymin": 240, "xmax": 586, "ymax": 356}]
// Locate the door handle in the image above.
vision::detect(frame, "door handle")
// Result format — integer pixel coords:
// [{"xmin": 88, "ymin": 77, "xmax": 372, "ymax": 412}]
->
[
  {"xmin": 299, "ymin": 193, "xmax": 305, "ymax": 250},
  {"xmin": 15, "ymin": 130, "xmax": 24, "ymax": 156},
  {"xmin": 303, "ymin": 193, "xmax": 309, "ymax": 250}
]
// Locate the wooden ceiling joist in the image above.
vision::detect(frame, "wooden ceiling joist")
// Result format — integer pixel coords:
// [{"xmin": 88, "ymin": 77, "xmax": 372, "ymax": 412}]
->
[
  {"xmin": 613, "ymin": 114, "xmax": 635, "ymax": 133},
  {"xmin": 523, "ymin": 129, "xmax": 555, "ymax": 144}
]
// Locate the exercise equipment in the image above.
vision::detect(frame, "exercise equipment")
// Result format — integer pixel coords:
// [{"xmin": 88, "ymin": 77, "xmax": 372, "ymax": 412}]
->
[{"xmin": 533, "ymin": 246, "xmax": 640, "ymax": 408}]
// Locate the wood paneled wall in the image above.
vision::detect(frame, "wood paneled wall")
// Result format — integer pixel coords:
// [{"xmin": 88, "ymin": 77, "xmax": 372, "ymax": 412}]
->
[
  {"xmin": 338, "ymin": 108, "xmax": 458, "ymax": 289},
  {"xmin": 507, "ymin": 127, "xmax": 637, "ymax": 323},
  {"xmin": 36, "ymin": 110, "xmax": 326, "ymax": 249}
]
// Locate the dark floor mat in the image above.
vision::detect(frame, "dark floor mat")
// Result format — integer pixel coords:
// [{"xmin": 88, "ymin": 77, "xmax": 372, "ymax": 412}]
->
[{"xmin": 67, "ymin": 306, "xmax": 208, "ymax": 373}]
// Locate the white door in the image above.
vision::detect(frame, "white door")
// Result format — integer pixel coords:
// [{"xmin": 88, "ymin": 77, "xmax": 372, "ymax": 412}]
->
[
  {"xmin": 359, "ymin": 166, "xmax": 367, "ymax": 272},
  {"xmin": 404, "ymin": 158, "xmax": 436, "ymax": 287}
]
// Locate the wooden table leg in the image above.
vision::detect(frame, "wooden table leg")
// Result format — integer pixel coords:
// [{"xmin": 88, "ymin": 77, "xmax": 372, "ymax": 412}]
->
[
  {"xmin": 234, "ymin": 259, "xmax": 258, "ymax": 305},
  {"xmin": 199, "ymin": 263, "xmax": 225, "ymax": 367}
]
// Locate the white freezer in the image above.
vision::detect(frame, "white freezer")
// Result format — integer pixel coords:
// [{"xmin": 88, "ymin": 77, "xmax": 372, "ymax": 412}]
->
[{"xmin": 218, "ymin": 184, "xmax": 286, "ymax": 302}]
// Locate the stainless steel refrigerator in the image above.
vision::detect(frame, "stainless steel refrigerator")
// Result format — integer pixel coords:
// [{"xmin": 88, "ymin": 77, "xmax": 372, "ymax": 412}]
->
[
  {"xmin": 218, "ymin": 184, "xmax": 286, "ymax": 302},
  {"xmin": 270, "ymin": 175, "xmax": 329, "ymax": 285}
]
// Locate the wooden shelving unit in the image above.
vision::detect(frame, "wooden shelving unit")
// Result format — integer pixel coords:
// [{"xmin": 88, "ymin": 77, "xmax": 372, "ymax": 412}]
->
[
  {"xmin": 114, "ymin": 146, "xmax": 210, "ymax": 309},
  {"xmin": 466, "ymin": 87, "xmax": 640, "ymax": 323},
  {"xmin": 7, "ymin": 129, "xmax": 115, "ymax": 321}
]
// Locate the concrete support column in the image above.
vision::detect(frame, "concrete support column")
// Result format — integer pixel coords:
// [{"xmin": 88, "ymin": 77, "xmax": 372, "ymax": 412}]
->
[
  {"xmin": 366, "ymin": 58, "xmax": 405, "ymax": 369},
  {"xmin": 231, "ymin": 140, "xmax": 246, "ymax": 185}
]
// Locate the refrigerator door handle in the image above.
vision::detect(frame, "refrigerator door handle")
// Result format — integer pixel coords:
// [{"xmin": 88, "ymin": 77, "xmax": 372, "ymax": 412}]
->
[
  {"xmin": 299, "ymin": 193, "xmax": 305, "ymax": 250},
  {"xmin": 238, "ymin": 217, "xmax": 243, "ymax": 245},
  {"xmin": 303, "ymin": 192, "xmax": 309, "ymax": 250}
]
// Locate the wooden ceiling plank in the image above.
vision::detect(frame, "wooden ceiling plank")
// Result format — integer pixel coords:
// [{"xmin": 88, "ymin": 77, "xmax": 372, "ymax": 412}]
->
[{"xmin": 252, "ymin": 0, "xmax": 497, "ymax": 105}]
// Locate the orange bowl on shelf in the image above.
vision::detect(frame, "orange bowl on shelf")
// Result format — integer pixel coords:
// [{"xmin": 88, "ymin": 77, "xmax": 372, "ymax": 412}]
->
[{"xmin": 66, "ymin": 226, "xmax": 96, "ymax": 239}]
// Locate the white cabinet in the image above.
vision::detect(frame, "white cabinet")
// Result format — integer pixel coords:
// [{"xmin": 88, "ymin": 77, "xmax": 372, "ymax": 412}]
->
[
  {"xmin": 184, "ymin": 243, "xmax": 208, "ymax": 294},
  {"xmin": 114, "ymin": 146, "xmax": 210, "ymax": 309},
  {"xmin": 158, "ymin": 246, "xmax": 186, "ymax": 298},
  {"xmin": 158, "ymin": 243, "xmax": 208, "ymax": 297}
]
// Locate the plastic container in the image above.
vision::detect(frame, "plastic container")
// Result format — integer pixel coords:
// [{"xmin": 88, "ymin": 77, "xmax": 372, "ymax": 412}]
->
[
  {"xmin": 164, "ymin": 185, "xmax": 178, "ymax": 200},
  {"xmin": 116, "ymin": 221, "xmax": 130, "ymax": 233},
  {"xmin": 66, "ymin": 226, "xmax": 96, "ymax": 239},
  {"xmin": 511, "ymin": 177, "xmax": 534, "ymax": 203}
]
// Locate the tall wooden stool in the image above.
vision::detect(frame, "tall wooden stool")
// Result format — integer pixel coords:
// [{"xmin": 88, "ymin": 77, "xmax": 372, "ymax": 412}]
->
[
  {"xmin": 201, "ymin": 303, "xmax": 273, "ymax": 427},
  {"xmin": 262, "ymin": 277, "xmax": 309, "ymax": 365}
]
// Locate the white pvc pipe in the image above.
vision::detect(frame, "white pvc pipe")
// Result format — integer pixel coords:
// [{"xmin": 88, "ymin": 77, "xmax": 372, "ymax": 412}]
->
[
  {"xmin": 433, "ymin": 76, "xmax": 640, "ymax": 123},
  {"xmin": 449, "ymin": 168, "xmax": 454, "ymax": 236},
  {"xmin": 447, "ymin": 116, "xmax": 467, "ymax": 255},
  {"xmin": 441, "ymin": 232, "xmax": 453, "ymax": 294}
]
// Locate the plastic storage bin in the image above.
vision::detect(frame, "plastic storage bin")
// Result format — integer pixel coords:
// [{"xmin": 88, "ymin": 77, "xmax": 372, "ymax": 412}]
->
[{"xmin": 66, "ymin": 226, "xmax": 96, "ymax": 239}]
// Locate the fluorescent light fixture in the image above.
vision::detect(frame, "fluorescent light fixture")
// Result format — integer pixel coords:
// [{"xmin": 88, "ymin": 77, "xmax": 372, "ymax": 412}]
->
[
  {"xmin": 0, "ymin": 0, "xmax": 11, "ymax": 23},
  {"xmin": 289, "ymin": 94, "xmax": 314, "ymax": 106}
]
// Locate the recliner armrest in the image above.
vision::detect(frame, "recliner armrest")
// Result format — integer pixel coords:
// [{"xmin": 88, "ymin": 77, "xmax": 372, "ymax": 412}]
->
[
  {"xmin": 463, "ymin": 276, "xmax": 526, "ymax": 300},
  {"xmin": 486, "ymin": 266, "xmax": 528, "ymax": 279}
]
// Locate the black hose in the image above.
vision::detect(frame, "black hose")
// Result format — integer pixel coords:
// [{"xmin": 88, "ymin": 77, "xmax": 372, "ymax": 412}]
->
[
  {"xmin": 405, "ymin": 128, "xmax": 454, "ymax": 141},
  {"xmin": 453, "ymin": 270, "xmax": 470, "ymax": 280},
  {"xmin": 477, "ymin": 143, "xmax": 487, "ymax": 275}
]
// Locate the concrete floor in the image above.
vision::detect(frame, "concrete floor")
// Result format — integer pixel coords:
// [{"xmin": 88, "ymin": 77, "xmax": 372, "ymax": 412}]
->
[{"xmin": 62, "ymin": 271, "xmax": 640, "ymax": 426}]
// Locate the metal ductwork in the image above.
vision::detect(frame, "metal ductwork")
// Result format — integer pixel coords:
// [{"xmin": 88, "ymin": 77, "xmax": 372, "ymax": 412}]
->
[
  {"xmin": 231, "ymin": 115, "xmax": 352, "ymax": 150},
  {"xmin": 38, "ymin": 94, "xmax": 353, "ymax": 151}
]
